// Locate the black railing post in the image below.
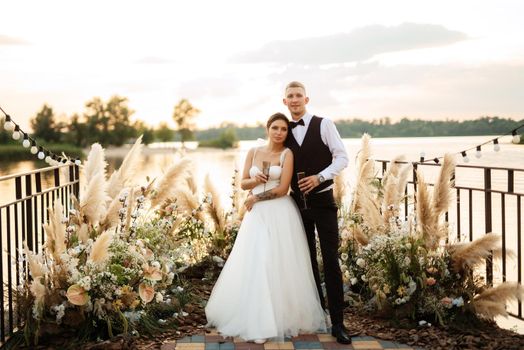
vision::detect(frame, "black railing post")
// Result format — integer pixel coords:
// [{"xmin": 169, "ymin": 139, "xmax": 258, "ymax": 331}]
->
[
  {"xmin": 25, "ymin": 174, "xmax": 33, "ymax": 251},
  {"xmin": 484, "ymin": 168, "xmax": 493, "ymax": 286}
]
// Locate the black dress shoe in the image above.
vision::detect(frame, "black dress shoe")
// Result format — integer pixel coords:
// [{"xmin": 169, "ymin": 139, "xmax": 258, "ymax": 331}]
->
[{"xmin": 331, "ymin": 324, "xmax": 352, "ymax": 344}]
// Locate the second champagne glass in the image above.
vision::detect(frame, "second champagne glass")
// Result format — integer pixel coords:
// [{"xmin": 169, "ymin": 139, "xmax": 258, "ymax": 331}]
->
[{"xmin": 296, "ymin": 171, "xmax": 308, "ymax": 209}]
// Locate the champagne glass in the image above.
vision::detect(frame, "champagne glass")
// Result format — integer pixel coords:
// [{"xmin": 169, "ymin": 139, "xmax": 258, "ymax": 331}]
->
[
  {"xmin": 296, "ymin": 171, "xmax": 308, "ymax": 209},
  {"xmin": 262, "ymin": 161, "xmax": 271, "ymax": 192}
]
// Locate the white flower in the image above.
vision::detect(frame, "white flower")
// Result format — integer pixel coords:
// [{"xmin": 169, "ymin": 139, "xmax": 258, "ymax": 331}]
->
[
  {"xmin": 356, "ymin": 258, "xmax": 366, "ymax": 268},
  {"xmin": 340, "ymin": 253, "xmax": 349, "ymax": 261},
  {"xmin": 419, "ymin": 320, "xmax": 427, "ymax": 326},
  {"xmin": 361, "ymin": 275, "xmax": 367, "ymax": 282},
  {"xmin": 155, "ymin": 292, "xmax": 164, "ymax": 303},
  {"xmin": 350, "ymin": 278, "xmax": 358, "ymax": 285},
  {"xmin": 176, "ymin": 286, "xmax": 184, "ymax": 292},
  {"xmin": 151, "ymin": 261, "xmax": 161, "ymax": 269},
  {"xmin": 181, "ymin": 311, "xmax": 188, "ymax": 317}
]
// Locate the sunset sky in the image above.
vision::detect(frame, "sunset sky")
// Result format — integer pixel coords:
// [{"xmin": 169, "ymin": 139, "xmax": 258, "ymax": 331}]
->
[{"xmin": 1, "ymin": 0, "xmax": 523, "ymax": 131}]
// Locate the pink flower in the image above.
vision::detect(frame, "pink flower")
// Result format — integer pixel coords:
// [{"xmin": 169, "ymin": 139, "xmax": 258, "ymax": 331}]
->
[
  {"xmin": 143, "ymin": 263, "xmax": 163, "ymax": 281},
  {"xmin": 441, "ymin": 297, "xmax": 453, "ymax": 308},
  {"xmin": 426, "ymin": 267, "xmax": 438, "ymax": 274},
  {"xmin": 67, "ymin": 284, "xmax": 90, "ymax": 306},
  {"xmin": 426, "ymin": 277, "xmax": 436, "ymax": 286},
  {"xmin": 139, "ymin": 283, "xmax": 155, "ymax": 303}
]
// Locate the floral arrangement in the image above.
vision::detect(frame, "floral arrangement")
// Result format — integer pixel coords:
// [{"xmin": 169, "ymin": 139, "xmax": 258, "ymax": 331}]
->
[
  {"xmin": 338, "ymin": 134, "xmax": 523, "ymax": 325},
  {"xmin": 18, "ymin": 138, "xmax": 243, "ymax": 345}
]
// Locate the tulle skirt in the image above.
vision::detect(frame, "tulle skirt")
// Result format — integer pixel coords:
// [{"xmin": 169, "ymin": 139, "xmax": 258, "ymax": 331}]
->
[{"xmin": 205, "ymin": 195, "xmax": 326, "ymax": 341}]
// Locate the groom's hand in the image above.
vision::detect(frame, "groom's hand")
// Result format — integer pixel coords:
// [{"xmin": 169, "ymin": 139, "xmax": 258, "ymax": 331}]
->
[{"xmin": 298, "ymin": 175, "xmax": 320, "ymax": 194}]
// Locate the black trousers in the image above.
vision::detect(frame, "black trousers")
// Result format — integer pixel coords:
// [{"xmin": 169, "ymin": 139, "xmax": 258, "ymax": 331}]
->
[{"xmin": 291, "ymin": 189, "xmax": 344, "ymax": 326}]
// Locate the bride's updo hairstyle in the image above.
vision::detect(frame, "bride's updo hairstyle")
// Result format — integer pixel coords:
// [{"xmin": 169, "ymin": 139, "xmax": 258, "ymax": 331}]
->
[{"xmin": 266, "ymin": 112, "xmax": 289, "ymax": 129}]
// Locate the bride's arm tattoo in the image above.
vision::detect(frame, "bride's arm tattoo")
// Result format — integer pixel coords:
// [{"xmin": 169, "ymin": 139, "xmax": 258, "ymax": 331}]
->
[{"xmin": 255, "ymin": 190, "xmax": 277, "ymax": 202}]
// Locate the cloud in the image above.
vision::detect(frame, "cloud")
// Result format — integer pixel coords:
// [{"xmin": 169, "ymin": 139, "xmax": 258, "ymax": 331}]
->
[
  {"xmin": 267, "ymin": 60, "xmax": 524, "ymax": 119},
  {"xmin": 233, "ymin": 23, "xmax": 468, "ymax": 65},
  {"xmin": 0, "ymin": 34, "xmax": 29, "ymax": 45}
]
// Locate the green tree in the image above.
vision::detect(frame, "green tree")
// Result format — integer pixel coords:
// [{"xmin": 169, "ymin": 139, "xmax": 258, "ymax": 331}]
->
[
  {"xmin": 155, "ymin": 122, "xmax": 175, "ymax": 142},
  {"xmin": 63, "ymin": 113, "xmax": 88, "ymax": 147},
  {"xmin": 133, "ymin": 120, "xmax": 154, "ymax": 145},
  {"xmin": 30, "ymin": 104, "xmax": 61, "ymax": 142},
  {"xmin": 172, "ymin": 99, "xmax": 199, "ymax": 147},
  {"xmin": 83, "ymin": 96, "xmax": 135, "ymax": 146}
]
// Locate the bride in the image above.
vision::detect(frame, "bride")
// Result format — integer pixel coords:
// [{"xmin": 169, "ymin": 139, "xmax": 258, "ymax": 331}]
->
[{"xmin": 205, "ymin": 112, "xmax": 326, "ymax": 343}]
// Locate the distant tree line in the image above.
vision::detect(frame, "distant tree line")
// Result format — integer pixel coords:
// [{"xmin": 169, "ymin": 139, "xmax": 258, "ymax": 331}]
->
[
  {"xmin": 5, "ymin": 96, "xmax": 202, "ymax": 148},
  {"xmin": 195, "ymin": 116, "xmax": 524, "ymax": 140},
  {"xmin": 2, "ymin": 97, "xmax": 523, "ymax": 149}
]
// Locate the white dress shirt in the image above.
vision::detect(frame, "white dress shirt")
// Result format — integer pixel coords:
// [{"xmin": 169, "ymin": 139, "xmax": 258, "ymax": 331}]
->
[{"xmin": 291, "ymin": 112, "xmax": 348, "ymax": 191}]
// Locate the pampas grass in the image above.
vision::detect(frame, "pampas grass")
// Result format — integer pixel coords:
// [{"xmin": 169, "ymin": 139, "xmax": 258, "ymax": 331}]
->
[
  {"xmin": 415, "ymin": 170, "xmax": 447, "ymax": 250},
  {"xmin": 204, "ymin": 174, "xmax": 226, "ymax": 232},
  {"xmin": 24, "ymin": 243, "xmax": 45, "ymax": 279},
  {"xmin": 150, "ymin": 159, "xmax": 192, "ymax": 208},
  {"xmin": 88, "ymin": 230, "xmax": 113, "ymax": 264},
  {"xmin": 106, "ymin": 136, "xmax": 143, "ymax": 199},
  {"xmin": 83, "ymin": 143, "xmax": 107, "ymax": 184},
  {"xmin": 333, "ymin": 170, "xmax": 347, "ymax": 207},
  {"xmin": 79, "ymin": 172, "xmax": 108, "ymax": 226},
  {"xmin": 100, "ymin": 188, "xmax": 128, "ymax": 231},
  {"xmin": 449, "ymin": 233, "xmax": 501, "ymax": 273},
  {"xmin": 432, "ymin": 153, "xmax": 455, "ymax": 218},
  {"xmin": 351, "ymin": 133, "xmax": 374, "ymax": 214},
  {"xmin": 43, "ymin": 201, "xmax": 67, "ymax": 261},
  {"xmin": 472, "ymin": 283, "xmax": 524, "ymax": 318}
]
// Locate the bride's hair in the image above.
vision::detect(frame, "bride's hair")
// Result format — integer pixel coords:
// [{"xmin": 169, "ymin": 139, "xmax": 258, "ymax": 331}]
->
[{"xmin": 267, "ymin": 112, "xmax": 289, "ymax": 129}]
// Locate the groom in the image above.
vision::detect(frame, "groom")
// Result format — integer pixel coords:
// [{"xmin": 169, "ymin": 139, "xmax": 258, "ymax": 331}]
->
[{"xmin": 283, "ymin": 81, "xmax": 352, "ymax": 344}]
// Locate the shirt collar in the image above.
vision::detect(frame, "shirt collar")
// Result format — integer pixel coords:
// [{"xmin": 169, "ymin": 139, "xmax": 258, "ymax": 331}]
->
[{"xmin": 293, "ymin": 112, "xmax": 312, "ymax": 126}]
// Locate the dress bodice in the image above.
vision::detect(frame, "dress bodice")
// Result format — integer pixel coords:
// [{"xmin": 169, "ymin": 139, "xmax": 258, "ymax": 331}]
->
[{"xmin": 249, "ymin": 148, "xmax": 288, "ymax": 195}]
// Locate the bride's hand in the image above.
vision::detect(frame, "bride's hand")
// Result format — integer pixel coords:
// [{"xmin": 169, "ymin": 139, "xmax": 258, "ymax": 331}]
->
[
  {"xmin": 254, "ymin": 173, "xmax": 268, "ymax": 184},
  {"xmin": 244, "ymin": 194, "xmax": 258, "ymax": 211}
]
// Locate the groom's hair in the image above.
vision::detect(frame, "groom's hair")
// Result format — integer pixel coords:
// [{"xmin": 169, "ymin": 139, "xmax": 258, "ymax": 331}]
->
[
  {"xmin": 267, "ymin": 112, "xmax": 289, "ymax": 129},
  {"xmin": 285, "ymin": 81, "xmax": 306, "ymax": 94}
]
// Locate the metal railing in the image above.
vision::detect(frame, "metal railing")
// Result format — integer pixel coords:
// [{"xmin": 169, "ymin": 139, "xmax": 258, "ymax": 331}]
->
[
  {"xmin": 376, "ymin": 159, "xmax": 524, "ymax": 320},
  {"xmin": 0, "ymin": 164, "xmax": 79, "ymax": 345}
]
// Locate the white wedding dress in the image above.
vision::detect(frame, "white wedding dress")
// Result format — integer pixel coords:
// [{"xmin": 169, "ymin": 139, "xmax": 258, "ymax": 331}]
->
[{"xmin": 205, "ymin": 149, "xmax": 326, "ymax": 341}]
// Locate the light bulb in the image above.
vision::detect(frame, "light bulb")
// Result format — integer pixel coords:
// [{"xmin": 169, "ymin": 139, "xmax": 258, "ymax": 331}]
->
[
  {"xmin": 513, "ymin": 134, "xmax": 521, "ymax": 144},
  {"xmin": 75, "ymin": 159, "xmax": 82, "ymax": 166},
  {"xmin": 12, "ymin": 131, "xmax": 20, "ymax": 140},
  {"xmin": 3, "ymin": 120, "xmax": 14, "ymax": 131},
  {"xmin": 475, "ymin": 150, "xmax": 482, "ymax": 158},
  {"xmin": 420, "ymin": 151, "xmax": 425, "ymax": 158},
  {"xmin": 494, "ymin": 144, "xmax": 500, "ymax": 152},
  {"xmin": 30, "ymin": 146, "xmax": 38, "ymax": 154},
  {"xmin": 37, "ymin": 151, "xmax": 45, "ymax": 160},
  {"xmin": 22, "ymin": 139, "xmax": 30, "ymax": 148},
  {"xmin": 45, "ymin": 156, "xmax": 51, "ymax": 163}
]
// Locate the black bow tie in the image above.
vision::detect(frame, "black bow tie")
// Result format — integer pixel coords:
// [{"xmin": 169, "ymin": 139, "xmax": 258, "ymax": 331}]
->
[{"xmin": 290, "ymin": 119, "xmax": 305, "ymax": 129}]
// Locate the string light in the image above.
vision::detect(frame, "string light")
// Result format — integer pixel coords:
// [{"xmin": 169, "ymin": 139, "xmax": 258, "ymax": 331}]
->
[
  {"xmin": 22, "ymin": 133, "xmax": 31, "ymax": 148},
  {"xmin": 12, "ymin": 125, "xmax": 21, "ymax": 140},
  {"xmin": 512, "ymin": 130, "xmax": 521, "ymax": 144},
  {"xmin": 30, "ymin": 140, "xmax": 38, "ymax": 154},
  {"xmin": 37, "ymin": 147, "xmax": 45, "ymax": 160},
  {"xmin": 1, "ymin": 106, "xmax": 81, "ymax": 165},
  {"xmin": 475, "ymin": 145, "xmax": 482, "ymax": 158},
  {"xmin": 420, "ymin": 122, "xmax": 524, "ymax": 164},
  {"xmin": 493, "ymin": 139, "xmax": 500, "ymax": 152},
  {"xmin": 3, "ymin": 115, "xmax": 15, "ymax": 131},
  {"xmin": 461, "ymin": 151, "xmax": 470, "ymax": 163}
]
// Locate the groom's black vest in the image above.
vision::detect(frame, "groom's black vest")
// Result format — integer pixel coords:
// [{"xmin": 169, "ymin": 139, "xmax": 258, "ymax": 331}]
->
[{"xmin": 285, "ymin": 115, "xmax": 333, "ymax": 194}]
